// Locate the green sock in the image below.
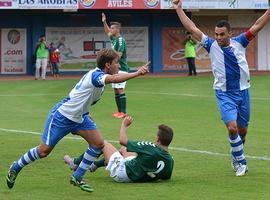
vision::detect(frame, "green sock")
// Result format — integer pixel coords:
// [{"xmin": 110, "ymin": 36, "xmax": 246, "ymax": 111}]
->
[
  {"xmin": 119, "ymin": 93, "xmax": 127, "ymax": 113},
  {"xmin": 115, "ymin": 94, "xmax": 121, "ymax": 112},
  {"xmin": 94, "ymin": 158, "xmax": 106, "ymax": 168},
  {"xmin": 73, "ymin": 153, "xmax": 84, "ymax": 165}
]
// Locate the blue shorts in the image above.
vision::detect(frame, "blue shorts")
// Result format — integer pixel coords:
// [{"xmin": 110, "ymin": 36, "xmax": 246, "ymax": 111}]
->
[
  {"xmin": 215, "ymin": 89, "xmax": 250, "ymax": 128},
  {"xmin": 42, "ymin": 107, "xmax": 97, "ymax": 147}
]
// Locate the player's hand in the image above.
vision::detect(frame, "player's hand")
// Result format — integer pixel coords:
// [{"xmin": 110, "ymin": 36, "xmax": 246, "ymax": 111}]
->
[
  {"xmin": 102, "ymin": 13, "xmax": 106, "ymax": 22},
  {"xmin": 122, "ymin": 116, "xmax": 133, "ymax": 127},
  {"xmin": 138, "ymin": 61, "xmax": 150, "ymax": 76},
  {"xmin": 172, "ymin": 0, "xmax": 182, "ymax": 9}
]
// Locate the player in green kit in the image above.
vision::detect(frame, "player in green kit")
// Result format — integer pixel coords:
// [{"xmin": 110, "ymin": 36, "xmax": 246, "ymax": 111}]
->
[
  {"xmin": 64, "ymin": 116, "xmax": 174, "ymax": 183},
  {"xmin": 102, "ymin": 13, "xmax": 129, "ymax": 119}
]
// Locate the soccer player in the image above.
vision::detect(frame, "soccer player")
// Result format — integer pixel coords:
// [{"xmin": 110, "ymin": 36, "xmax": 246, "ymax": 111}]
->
[
  {"xmin": 6, "ymin": 49, "xmax": 149, "ymax": 192},
  {"xmin": 102, "ymin": 13, "xmax": 129, "ymax": 119},
  {"xmin": 64, "ymin": 116, "xmax": 174, "ymax": 183},
  {"xmin": 173, "ymin": 0, "xmax": 270, "ymax": 176}
]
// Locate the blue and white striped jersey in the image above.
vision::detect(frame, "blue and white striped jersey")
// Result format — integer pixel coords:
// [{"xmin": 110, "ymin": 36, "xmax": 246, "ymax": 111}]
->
[
  {"xmin": 201, "ymin": 32, "xmax": 251, "ymax": 92},
  {"xmin": 58, "ymin": 68, "xmax": 107, "ymax": 123}
]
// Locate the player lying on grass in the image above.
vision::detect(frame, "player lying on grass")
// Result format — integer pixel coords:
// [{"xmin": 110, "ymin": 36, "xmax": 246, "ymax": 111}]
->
[
  {"xmin": 173, "ymin": 0, "xmax": 270, "ymax": 176},
  {"xmin": 6, "ymin": 49, "xmax": 149, "ymax": 192},
  {"xmin": 64, "ymin": 116, "xmax": 174, "ymax": 183}
]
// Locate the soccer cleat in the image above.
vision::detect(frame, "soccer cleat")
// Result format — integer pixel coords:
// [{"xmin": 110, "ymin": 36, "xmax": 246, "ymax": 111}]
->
[
  {"xmin": 6, "ymin": 162, "xmax": 18, "ymax": 189},
  {"xmin": 64, "ymin": 155, "xmax": 78, "ymax": 171},
  {"xmin": 70, "ymin": 175, "xmax": 94, "ymax": 193},
  {"xmin": 230, "ymin": 150, "xmax": 239, "ymax": 172},
  {"xmin": 112, "ymin": 112, "xmax": 127, "ymax": 119},
  {"xmin": 235, "ymin": 164, "xmax": 248, "ymax": 177}
]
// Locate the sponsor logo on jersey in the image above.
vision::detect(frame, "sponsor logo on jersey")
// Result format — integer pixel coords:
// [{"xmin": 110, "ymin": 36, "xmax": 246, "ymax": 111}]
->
[
  {"xmin": 80, "ymin": 0, "xmax": 95, "ymax": 8},
  {"xmin": 144, "ymin": 0, "xmax": 159, "ymax": 8}
]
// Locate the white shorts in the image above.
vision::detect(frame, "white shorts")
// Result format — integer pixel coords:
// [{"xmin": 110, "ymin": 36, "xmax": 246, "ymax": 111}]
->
[
  {"xmin": 112, "ymin": 71, "xmax": 128, "ymax": 89},
  {"xmin": 106, "ymin": 151, "xmax": 134, "ymax": 183}
]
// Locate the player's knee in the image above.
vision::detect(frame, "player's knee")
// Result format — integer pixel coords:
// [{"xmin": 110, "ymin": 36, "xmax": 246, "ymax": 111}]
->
[
  {"xmin": 227, "ymin": 125, "xmax": 237, "ymax": 134},
  {"xmin": 93, "ymin": 140, "xmax": 105, "ymax": 149},
  {"xmin": 38, "ymin": 148, "xmax": 52, "ymax": 158}
]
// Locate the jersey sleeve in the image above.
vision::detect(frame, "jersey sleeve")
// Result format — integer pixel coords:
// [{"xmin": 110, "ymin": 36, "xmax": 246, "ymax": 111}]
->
[
  {"xmin": 91, "ymin": 70, "xmax": 106, "ymax": 88},
  {"xmin": 127, "ymin": 140, "xmax": 155, "ymax": 154},
  {"xmin": 115, "ymin": 37, "xmax": 125, "ymax": 53},
  {"xmin": 232, "ymin": 32, "xmax": 251, "ymax": 48},
  {"xmin": 200, "ymin": 34, "xmax": 215, "ymax": 53}
]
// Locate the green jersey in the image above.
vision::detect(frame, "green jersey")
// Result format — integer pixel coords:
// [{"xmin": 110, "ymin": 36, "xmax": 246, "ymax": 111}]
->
[
  {"xmin": 184, "ymin": 39, "xmax": 196, "ymax": 58},
  {"xmin": 110, "ymin": 35, "xmax": 129, "ymax": 72},
  {"xmin": 36, "ymin": 42, "xmax": 49, "ymax": 58},
  {"xmin": 125, "ymin": 140, "xmax": 174, "ymax": 182}
]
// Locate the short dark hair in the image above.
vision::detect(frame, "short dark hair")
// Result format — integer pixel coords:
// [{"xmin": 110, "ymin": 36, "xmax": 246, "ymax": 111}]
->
[
  {"xmin": 110, "ymin": 21, "xmax": 121, "ymax": 28},
  {"xmin": 186, "ymin": 31, "xmax": 191, "ymax": 35},
  {"xmin": 215, "ymin": 20, "xmax": 231, "ymax": 32},
  {"xmin": 157, "ymin": 125, "xmax": 174, "ymax": 146},
  {"xmin": 96, "ymin": 49, "xmax": 119, "ymax": 70}
]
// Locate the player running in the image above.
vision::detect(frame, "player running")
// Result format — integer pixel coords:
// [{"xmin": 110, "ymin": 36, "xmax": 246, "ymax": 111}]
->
[
  {"xmin": 64, "ymin": 116, "xmax": 174, "ymax": 183},
  {"xmin": 173, "ymin": 0, "xmax": 270, "ymax": 176},
  {"xmin": 6, "ymin": 49, "xmax": 149, "ymax": 192}
]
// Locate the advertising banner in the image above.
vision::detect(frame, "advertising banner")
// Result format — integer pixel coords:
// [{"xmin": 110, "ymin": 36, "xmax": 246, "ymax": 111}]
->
[
  {"xmin": 1, "ymin": 29, "xmax": 27, "ymax": 74},
  {"xmin": 79, "ymin": 0, "xmax": 160, "ymax": 9},
  {"xmin": 162, "ymin": 27, "xmax": 256, "ymax": 71},
  {"xmin": 46, "ymin": 27, "xmax": 148, "ymax": 71},
  {"xmin": 17, "ymin": 0, "xmax": 78, "ymax": 9},
  {"xmin": 0, "ymin": 0, "xmax": 17, "ymax": 8},
  {"xmin": 161, "ymin": 0, "xmax": 269, "ymax": 9}
]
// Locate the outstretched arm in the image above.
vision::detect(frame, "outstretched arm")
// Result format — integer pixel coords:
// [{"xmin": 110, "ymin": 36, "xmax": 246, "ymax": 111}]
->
[
  {"xmin": 105, "ymin": 61, "xmax": 150, "ymax": 84},
  {"xmin": 102, "ymin": 13, "xmax": 112, "ymax": 37},
  {"xmin": 173, "ymin": 0, "xmax": 203, "ymax": 41},
  {"xmin": 119, "ymin": 116, "xmax": 133, "ymax": 146},
  {"xmin": 249, "ymin": 8, "xmax": 270, "ymax": 36}
]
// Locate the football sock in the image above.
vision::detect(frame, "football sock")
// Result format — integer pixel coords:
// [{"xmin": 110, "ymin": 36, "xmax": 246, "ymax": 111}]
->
[
  {"xmin": 73, "ymin": 153, "xmax": 84, "ymax": 165},
  {"xmin": 94, "ymin": 158, "xmax": 106, "ymax": 168},
  {"xmin": 229, "ymin": 133, "xmax": 246, "ymax": 165},
  {"xmin": 240, "ymin": 135, "xmax": 246, "ymax": 145},
  {"xmin": 115, "ymin": 94, "xmax": 121, "ymax": 112},
  {"xmin": 12, "ymin": 147, "xmax": 41, "ymax": 173},
  {"xmin": 119, "ymin": 93, "xmax": 127, "ymax": 113},
  {"xmin": 73, "ymin": 146, "xmax": 102, "ymax": 180}
]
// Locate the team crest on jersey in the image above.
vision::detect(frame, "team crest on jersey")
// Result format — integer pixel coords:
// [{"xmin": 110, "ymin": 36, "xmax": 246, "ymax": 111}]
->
[
  {"xmin": 80, "ymin": 0, "xmax": 96, "ymax": 8},
  {"xmin": 144, "ymin": 0, "xmax": 159, "ymax": 8}
]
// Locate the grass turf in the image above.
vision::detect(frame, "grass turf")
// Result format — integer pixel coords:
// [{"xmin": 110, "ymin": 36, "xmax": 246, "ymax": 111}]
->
[{"xmin": 0, "ymin": 75, "xmax": 270, "ymax": 199}]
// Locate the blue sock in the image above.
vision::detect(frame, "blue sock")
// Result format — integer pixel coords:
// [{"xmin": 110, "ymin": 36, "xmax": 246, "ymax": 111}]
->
[
  {"xmin": 229, "ymin": 133, "xmax": 246, "ymax": 165},
  {"xmin": 12, "ymin": 147, "xmax": 41, "ymax": 173},
  {"xmin": 73, "ymin": 146, "xmax": 102, "ymax": 180}
]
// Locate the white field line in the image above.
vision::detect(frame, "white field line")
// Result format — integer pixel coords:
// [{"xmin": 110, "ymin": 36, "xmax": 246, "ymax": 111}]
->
[
  {"xmin": 0, "ymin": 91, "xmax": 269, "ymax": 101},
  {"xmin": 0, "ymin": 128, "xmax": 270, "ymax": 161}
]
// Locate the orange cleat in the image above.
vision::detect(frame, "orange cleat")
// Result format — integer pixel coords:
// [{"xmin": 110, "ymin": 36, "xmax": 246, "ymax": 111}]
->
[{"xmin": 112, "ymin": 112, "xmax": 127, "ymax": 118}]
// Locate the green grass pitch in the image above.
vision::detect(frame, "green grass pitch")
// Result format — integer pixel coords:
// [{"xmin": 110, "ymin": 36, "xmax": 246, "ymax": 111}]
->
[{"xmin": 0, "ymin": 75, "xmax": 270, "ymax": 200}]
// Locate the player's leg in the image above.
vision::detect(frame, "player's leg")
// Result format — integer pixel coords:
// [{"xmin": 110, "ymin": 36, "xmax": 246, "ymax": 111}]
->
[
  {"xmin": 35, "ymin": 58, "xmax": 41, "ymax": 79},
  {"xmin": 215, "ymin": 90, "xmax": 247, "ymax": 176},
  {"xmin": 237, "ymin": 88, "xmax": 250, "ymax": 145},
  {"xmin": 6, "ymin": 109, "xmax": 70, "ymax": 189},
  {"xmin": 70, "ymin": 115, "xmax": 103, "ymax": 192},
  {"xmin": 119, "ymin": 146, "xmax": 137, "ymax": 158}
]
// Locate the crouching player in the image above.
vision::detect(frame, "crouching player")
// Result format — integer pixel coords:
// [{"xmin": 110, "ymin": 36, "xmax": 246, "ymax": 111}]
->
[{"xmin": 64, "ymin": 116, "xmax": 174, "ymax": 183}]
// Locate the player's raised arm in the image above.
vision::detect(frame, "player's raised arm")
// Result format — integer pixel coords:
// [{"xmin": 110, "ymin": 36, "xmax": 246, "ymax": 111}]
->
[
  {"xmin": 119, "ymin": 116, "xmax": 133, "ymax": 146},
  {"xmin": 102, "ymin": 13, "xmax": 112, "ymax": 37},
  {"xmin": 173, "ymin": 0, "xmax": 203, "ymax": 42},
  {"xmin": 105, "ymin": 61, "xmax": 150, "ymax": 84},
  {"xmin": 248, "ymin": 8, "xmax": 270, "ymax": 37}
]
